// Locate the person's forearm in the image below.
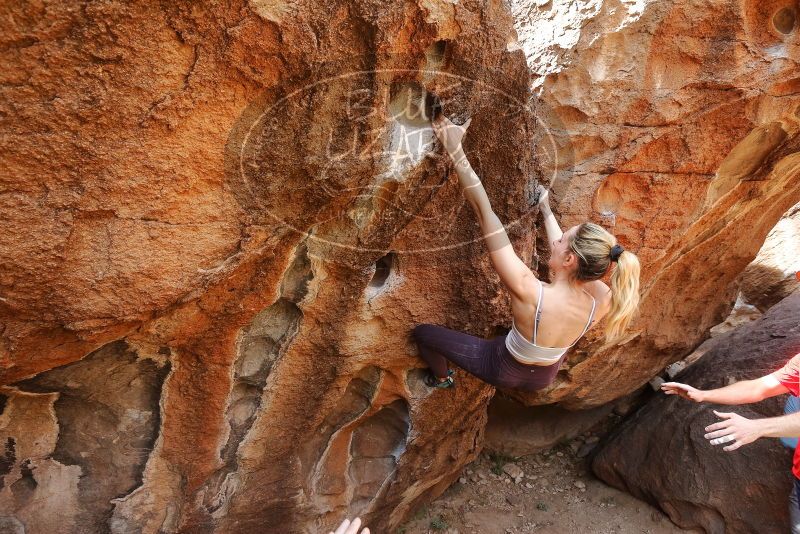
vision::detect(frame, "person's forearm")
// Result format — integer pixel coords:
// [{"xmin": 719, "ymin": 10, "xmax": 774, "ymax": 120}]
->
[
  {"xmin": 756, "ymin": 412, "xmax": 800, "ymax": 438},
  {"xmin": 539, "ymin": 203, "xmax": 563, "ymax": 244},
  {"xmin": 700, "ymin": 379, "xmax": 767, "ymax": 405},
  {"xmin": 449, "ymin": 147, "xmax": 511, "ymax": 252},
  {"xmin": 450, "ymin": 147, "xmax": 487, "ymax": 210}
]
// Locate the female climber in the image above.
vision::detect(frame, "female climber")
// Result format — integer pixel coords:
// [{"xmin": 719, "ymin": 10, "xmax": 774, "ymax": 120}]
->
[{"xmin": 411, "ymin": 114, "xmax": 641, "ymax": 391}]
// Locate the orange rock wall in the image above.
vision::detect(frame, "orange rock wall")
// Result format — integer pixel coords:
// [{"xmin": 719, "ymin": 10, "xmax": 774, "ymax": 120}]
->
[
  {"xmin": 510, "ymin": 0, "xmax": 800, "ymax": 408},
  {"xmin": 2, "ymin": 0, "xmax": 800, "ymax": 531},
  {"xmin": 1, "ymin": 0, "xmax": 536, "ymax": 531}
]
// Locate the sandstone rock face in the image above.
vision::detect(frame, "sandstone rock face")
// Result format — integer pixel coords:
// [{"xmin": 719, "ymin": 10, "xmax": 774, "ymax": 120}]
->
[
  {"xmin": 0, "ymin": 343, "xmax": 169, "ymax": 533},
  {"xmin": 592, "ymin": 291, "xmax": 800, "ymax": 534},
  {"xmin": 507, "ymin": 0, "xmax": 800, "ymax": 408},
  {"xmin": 2, "ymin": 0, "xmax": 800, "ymax": 532},
  {"xmin": 484, "ymin": 394, "xmax": 616, "ymax": 457},
  {"xmin": 1, "ymin": 0, "xmax": 534, "ymax": 532},
  {"xmin": 739, "ymin": 202, "xmax": 800, "ymax": 310}
]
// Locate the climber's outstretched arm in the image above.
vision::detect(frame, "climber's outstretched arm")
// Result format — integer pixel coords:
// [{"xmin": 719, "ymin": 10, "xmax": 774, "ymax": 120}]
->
[
  {"xmin": 536, "ymin": 186, "xmax": 610, "ymax": 307},
  {"xmin": 432, "ymin": 115, "xmax": 537, "ymax": 301},
  {"xmin": 535, "ymin": 186, "xmax": 563, "ymax": 248}
]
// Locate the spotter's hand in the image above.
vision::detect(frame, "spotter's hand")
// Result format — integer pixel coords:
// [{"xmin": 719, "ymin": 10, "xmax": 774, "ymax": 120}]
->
[
  {"xmin": 661, "ymin": 382, "xmax": 705, "ymax": 402},
  {"xmin": 704, "ymin": 410, "xmax": 763, "ymax": 452}
]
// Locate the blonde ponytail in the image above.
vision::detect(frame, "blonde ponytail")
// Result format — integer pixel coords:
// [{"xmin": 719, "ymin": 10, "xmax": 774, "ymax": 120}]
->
[
  {"xmin": 605, "ymin": 249, "xmax": 640, "ymax": 342},
  {"xmin": 569, "ymin": 223, "xmax": 641, "ymax": 343}
]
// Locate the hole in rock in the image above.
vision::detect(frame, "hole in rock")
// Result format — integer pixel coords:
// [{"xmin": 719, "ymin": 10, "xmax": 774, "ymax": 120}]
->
[
  {"xmin": 424, "ymin": 40, "xmax": 448, "ymax": 71},
  {"xmin": 368, "ymin": 252, "xmax": 395, "ymax": 289},
  {"xmin": 385, "ymin": 83, "xmax": 439, "ymax": 176},
  {"xmin": 234, "ymin": 298, "xmax": 301, "ymax": 381},
  {"xmin": 280, "ymin": 242, "xmax": 313, "ymax": 303},
  {"xmin": 1, "ymin": 437, "xmax": 16, "ymax": 481},
  {"xmin": 593, "ymin": 178, "xmax": 624, "ymax": 215},
  {"xmin": 388, "ymin": 82, "xmax": 440, "ymax": 127},
  {"xmin": 427, "ymin": 91, "xmax": 443, "ymax": 121},
  {"xmin": 11, "ymin": 460, "xmax": 37, "ymax": 503},
  {"xmin": 405, "ymin": 368, "xmax": 434, "ymax": 397},
  {"xmin": 774, "ymin": 7, "xmax": 796, "ymax": 34},
  {"xmin": 227, "ymin": 384, "xmax": 261, "ymax": 430}
]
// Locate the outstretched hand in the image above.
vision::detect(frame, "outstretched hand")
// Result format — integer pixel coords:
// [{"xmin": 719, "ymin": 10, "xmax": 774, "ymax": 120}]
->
[
  {"xmin": 431, "ymin": 114, "xmax": 473, "ymax": 158},
  {"xmin": 661, "ymin": 382, "xmax": 705, "ymax": 402},
  {"xmin": 704, "ymin": 410, "xmax": 763, "ymax": 452}
]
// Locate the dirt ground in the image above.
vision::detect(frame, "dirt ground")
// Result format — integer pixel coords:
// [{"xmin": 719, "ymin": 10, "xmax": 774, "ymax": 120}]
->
[{"xmin": 400, "ymin": 438, "xmax": 695, "ymax": 534}]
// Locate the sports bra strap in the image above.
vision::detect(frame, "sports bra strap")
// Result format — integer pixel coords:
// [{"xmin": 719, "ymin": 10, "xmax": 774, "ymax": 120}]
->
[
  {"xmin": 533, "ymin": 283, "xmax": 596, "ymax": 348},
  {"xmin": 532, "ymin": 280, "xmax": 544, "ymax": 344},
  {"xmin": 568, "ymin": 293, "xmax": 596, "ymax": 347}
]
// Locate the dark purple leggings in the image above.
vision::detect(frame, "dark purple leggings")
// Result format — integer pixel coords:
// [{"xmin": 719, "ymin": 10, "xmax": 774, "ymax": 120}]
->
[{"xmin": 411, "ymin": 323, "xmax": 565, "ymax": 392}]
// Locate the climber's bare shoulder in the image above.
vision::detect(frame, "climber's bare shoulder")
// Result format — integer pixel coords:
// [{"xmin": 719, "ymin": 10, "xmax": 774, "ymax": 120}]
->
[
  {"xmin": 507, "ymin": 276, "xmax": 539, "ymax": 335},
  {"xmin": 584, "ymin": 280, "xmax": 612, "ymax": 323}
]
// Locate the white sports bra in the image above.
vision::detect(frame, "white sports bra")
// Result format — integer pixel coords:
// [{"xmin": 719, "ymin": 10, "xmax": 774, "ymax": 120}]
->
[{"xmin": 505, "ymin": 281, "xmax": 596, "ymax": 365}]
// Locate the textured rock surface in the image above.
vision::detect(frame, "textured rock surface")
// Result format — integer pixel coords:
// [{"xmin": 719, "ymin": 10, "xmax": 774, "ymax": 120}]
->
[
  {"xmin": 2, "ymin": 0, "xmax": 800, "ymax": 532},
  {"xmin": 508, "ymin": 0, "xmax": 800, "ymax": 408},
  {"xmin": 1, "ymin": 0, "xmax": 534, "ymax": 532},
  {"xmin": 592, "ymin": 291, "xmax": 800, "ymax": 534},
  {"xmin": 484, "ymin": 393, "xmax": 617, "ymax": 457},
  {"xmin": 0, "ymin": 342, "xmax": 169, "ymax": 533},
  {"xmin": 739, "ymin": 202, "xmax": 800, "ymax": 310}
]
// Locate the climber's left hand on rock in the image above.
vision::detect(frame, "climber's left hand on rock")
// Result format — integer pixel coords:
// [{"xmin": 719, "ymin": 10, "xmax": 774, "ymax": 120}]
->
[{"xmin": 432, "ymin": 114, "xmax": 473, "ymax": 158}]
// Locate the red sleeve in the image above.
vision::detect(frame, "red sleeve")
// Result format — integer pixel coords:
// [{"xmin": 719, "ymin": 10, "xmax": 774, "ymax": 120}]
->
[{"xmin": 772, "ymin": 353, "xmax": 800, "ymax": 396}]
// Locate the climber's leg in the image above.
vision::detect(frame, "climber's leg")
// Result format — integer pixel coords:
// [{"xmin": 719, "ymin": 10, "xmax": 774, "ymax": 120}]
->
[
  {"xmin": 412, "ymin": 324, "xmax": 565, "ymax": 391},
  {"xmin": 411, "ymin": 323, "xmax": 495, "ymax": 381}
]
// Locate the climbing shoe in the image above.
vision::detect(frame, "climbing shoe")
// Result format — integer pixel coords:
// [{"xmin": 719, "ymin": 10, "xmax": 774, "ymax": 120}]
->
[{"xmin": 424, "ymin": 369, "xmax": 455, "ymax": 389}]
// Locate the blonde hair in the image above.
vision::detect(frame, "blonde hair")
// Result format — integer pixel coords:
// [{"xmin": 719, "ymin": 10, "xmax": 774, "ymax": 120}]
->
[{"xmin": 568, "ymin": 223, "xmax": 641, "ymax": 342}]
